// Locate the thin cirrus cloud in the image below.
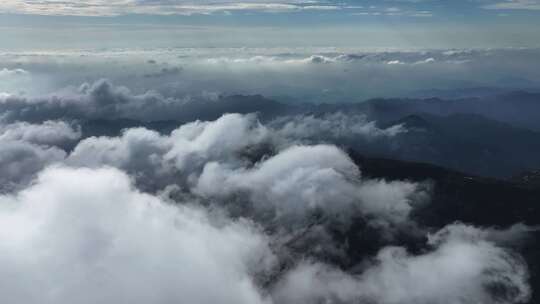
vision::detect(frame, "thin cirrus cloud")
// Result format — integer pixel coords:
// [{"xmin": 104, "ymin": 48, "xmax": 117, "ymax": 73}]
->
[
  {"xmin": 3, "ymin": 0, "xmax": 540, "ymax": 16},
  {"xmin": 483, "ymin": 0, "xmax": 540, "ymax": 10},
  {"xmin": 0, "ymin": 0, "xmax": 346, "ymax": 16},
  {"xmin": 3, "ymin": 0, "xmax": 526, "ymax": 16}
]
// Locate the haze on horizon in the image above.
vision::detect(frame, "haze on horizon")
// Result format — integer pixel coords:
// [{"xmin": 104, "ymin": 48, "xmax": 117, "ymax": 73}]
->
[
  {"xmin": 1, "ymin": 0, "xmax": 540, "ymax": 50},
  {"xmin": 2, "ymin": 2, "xmax": 540, "ymax": 304}
]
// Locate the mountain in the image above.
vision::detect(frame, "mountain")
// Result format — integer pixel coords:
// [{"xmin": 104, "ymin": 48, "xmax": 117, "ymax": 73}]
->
[
  {"xmin": 381, "ymin": 113, "xmax": 540, "ymax": 178},
  {"xmin": 355, "ymin": 91, "xmax": 540, "ymax": 132},
  {"xmin": 350, "ymin": 151, "xmax": 540, "ymax": 304},
  {"xmin": 176, "ymin": 94, "xmax": 297, "ymax": 122},
  {"xmin": 78, "ymin": 92, "xmax": 540, "ymax": 179},
  {"xmin": 511, "ymin": 170, "xmax": 540, "ymax": 189},
  {"xmin": 277, "ymin": 150, "xmax": 540, "ymax": 304}
]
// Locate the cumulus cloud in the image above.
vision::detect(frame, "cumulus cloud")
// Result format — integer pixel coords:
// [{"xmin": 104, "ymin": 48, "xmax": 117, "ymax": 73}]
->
[
  {"xmin": 0, "ymin": 79, "xmax": 170, "ymax": 122},
  {"xmin": 0, "ymin": 68, "xmax": 28, "ymax": 77},
  {"xmin": 0, "ymin": 78, "xmax": 407, "ymax": 142},
  {"xmin": 0, "ymin": 114, "xmax": 532, "ymax": 304},
  {"xmin": 0, "ymin": 140, "xmax": 65, "ymax": 193},
  {"xmin": 0, "ymin": 165, "xmax": 532, "ymax": 304},
  {"xmin": 0, "ymin": 120, "xmax": 81, "ymax": 146},
  {"xmin": 0, "ymin": 120, "xmax": 78, "ymax": 192},
  {"xmin": 65, "ymin": 113, "xmax": 425, "ymax": 227},
  {"xmin": 0, "ymin": 166, "xmax": 276, "ymax": 304},
  {"xmin": 60, "ymin": 113, "xmax": 432, "ymax": 268},
  {"xmin": 0, "ymin": 79, "xmax": 279, "ymax": 122},
  {"xmin": 270, "ymin": 112, "xmax": 407, "ymax": 142},
  {"xmin": 0, "ymin": 112, "xmax": 436, "ymax": 304},
  {"xmin": 273, "ymin": 223, "xmax": 531, "ymax": 304},
  {"xmin": 0, "ymin": 57, "xmax": 536, "ymax": 304},
  {"xmin": 195, "ymin": 144, "xmax": 428, "ymax": 226},
  {"xmin": 428, "ymin": 222, "xmax": 540, "ymax": 248},
  {"xmin": 67, "ymin": 113, "xmax": 270, "ymax": 190},
  {"xmin": 2, "ymin": 48, "xmax": 539, "ymax": 103}
]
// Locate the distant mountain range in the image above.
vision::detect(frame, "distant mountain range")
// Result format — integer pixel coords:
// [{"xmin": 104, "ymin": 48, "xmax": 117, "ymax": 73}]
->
[
  {"xmin": 356, "ymin": 91, "xmax": 540, "ymax": 132},
  {"xmin": 356, "ymin": 152, "xmax": 540, "ymax": 304},
  {"xmin": 80, "ymin": 91, "xmax": 540, "ymax": 179},
  {"xmin": 73, "ymin": 92, "xmax": 540, "ymax": 303}
]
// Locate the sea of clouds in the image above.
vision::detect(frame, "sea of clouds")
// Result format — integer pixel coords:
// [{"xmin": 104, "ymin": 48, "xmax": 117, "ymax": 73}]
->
[
  {"xmin": 0, "ymin": 48, "xmax": 537, "ymax": 303},
  {"xmin": 1, "ymin": 47, "xmax": 540, "ymax": 101}
]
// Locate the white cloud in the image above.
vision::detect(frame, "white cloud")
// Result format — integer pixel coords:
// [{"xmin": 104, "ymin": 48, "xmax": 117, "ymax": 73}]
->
[
  {"xmin": 0, "ymin": 68, "xmax": 28, "ymax": 77},
  {"xmin": 483, "ymin": 0, "xmax": 540, "ymax": 10},
  {"xmin": 0, "ymin": 120, "xmax": 78, "ymax": 192},
  {"xmin": 67, "ymin": 113, "xmax": 270, "ymax": 190},
  {"xmin": 272, "ymin": 223, "xmax": 531, "ymax": 304},
  {"xmin": 0, "ymin": 140, "xmax": 65, "ymax": 193},
  {"xmin": 0, "ymin": 120, "xmax": 81, "ymax": 146},
  {"xmin": 0, "ymin": 0, "xmax": 343, "ymax": 16},
  {"xmin": 0, "ymin": 166, "xmax": 275, "ymax": 304},
  {"xmin": 66, "ymin": 114, "xmax": 425, "ymax": 226},
  {"xmin": 270, "ymin": 112, "xmax": 407, "ymax": 141},
  {"xmin": 195, "ymin": 144, "xmax": 427, "ymax": 225},
  {"xmin": 1, "ymin": 49, "xmax": 537, "ymax": 105}
]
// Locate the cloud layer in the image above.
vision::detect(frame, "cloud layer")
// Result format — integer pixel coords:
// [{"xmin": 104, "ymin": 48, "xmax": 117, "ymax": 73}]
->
[
  {"xmin": 3, "ymin": 48, "xmax": 539, "ymax": 102},
  {"xmin": 0, "ymin": 52, "xmax": 537, "ymax": 304},
  {"xmin": 0, "ymin": 166, "xmax": 531, "ymax": 304},
  {"xmin": 274, "ymin": 226, "xmax": 530, "ymax": 304},
  {"xmin": 0, "ymin": 166, "xmax": 275, "ymax": 304}
]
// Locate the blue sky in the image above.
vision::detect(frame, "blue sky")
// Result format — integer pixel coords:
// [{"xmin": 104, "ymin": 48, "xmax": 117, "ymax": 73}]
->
[{"xmin": 1, "ymin": 0, "xmax": 540, "ymax": 49}]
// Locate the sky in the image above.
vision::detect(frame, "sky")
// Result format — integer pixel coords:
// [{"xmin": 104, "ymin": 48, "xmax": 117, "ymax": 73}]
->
[
  {"xmin": 1, "ymin": 3, "xmax": 540, "ymax": 304},
  {"xmin": 1, "ymin": 0, "xmax": 540, "ymax": 49}
]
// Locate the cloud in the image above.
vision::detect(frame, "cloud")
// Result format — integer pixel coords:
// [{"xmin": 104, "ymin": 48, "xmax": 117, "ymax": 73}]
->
[
  {"xmin": 0, "ymin": 68, "xmax": 29, "ymax": 77},
  {"xmin": 2, "ymin": 48, "xmax": 539, "ymax": 103},
  {"xmin": 0, "ymin": 140, "xmax": 65, "ymax": 193},
  {"xmin": 0, "ymin": 120, "xmax": 78, "ymax": 192},
  {"xmin": 427, "ymin": 222, "xmax": 540, "ymax": 248},
  {"xmin": 0, "ymin": 0, "xmax": 344, "ymax": 16},
  {"xmin": 270, "ymin": 112, "xmax": 407, "ymax": 142},
  {"xmin": 272, "ymin": 223, "xmax": 531, "ymax": 304},
  {"xmin": 67, "ymin": 113, "xmax": 270, "ymax": 190},
  {"xmin": 0, "ymin": 165, "xmax": 532, "ymax": 304},
  {"xmin": 143, "ymin": 66, "xmax": 183, "ymax": 78},
  {"xmin": 351, "ymin": 6, "xmax": 433, "ymax": 18},
  {"xmin": 195, "ymin": 144, "xmax": 428, "ymax": 226},
  {"xmin": 0, "ymin": 113, "xmax": 433, "ymax": 303},
  {"xmin": 0, "ymin": 49, "xmax": 537, "ymax": 304},
  {"xmin": 59, "ymin": 113, "xmax": 431, "ymax": 272},
  {"xmin": 66, "ymin": 113, "xmax": 425, "ymax": 226},
  {"xmin": 483, "ymin": 0, "xmax": 540, "ymax": 10},
  {"xmin": 0, "ymin": 79, "xmax": 282, "ymax": 122},
  {"xmin": 0, "ymin": 59, "xmax": 535, "ymax": 304},
  {"xmin": 0, "ymin": 79, "xmax": 181, "ymax": 122},
  {"xmin": 0, "ymin": 120, "xmax": 81, "ymax": 146},
  {"xmin": 0, "ymin": 166, "xmax": 276, "ymax": 304}
]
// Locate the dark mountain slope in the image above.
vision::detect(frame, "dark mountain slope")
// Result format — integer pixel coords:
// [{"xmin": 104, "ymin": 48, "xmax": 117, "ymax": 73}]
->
[
  {"xmin": 349, "ymin": 151, "xmax": 540, "ymax": 227},
  {"xmin": 347, "ymin": 151, "xmax": 540, "ymax": 304},
  {"xmin": 355, "ymin": 91, "xmax": 540, "ymax": 131},
  {"xmin": 382, "ymin": 113, "xmax": 540, "ymax": 178}
]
